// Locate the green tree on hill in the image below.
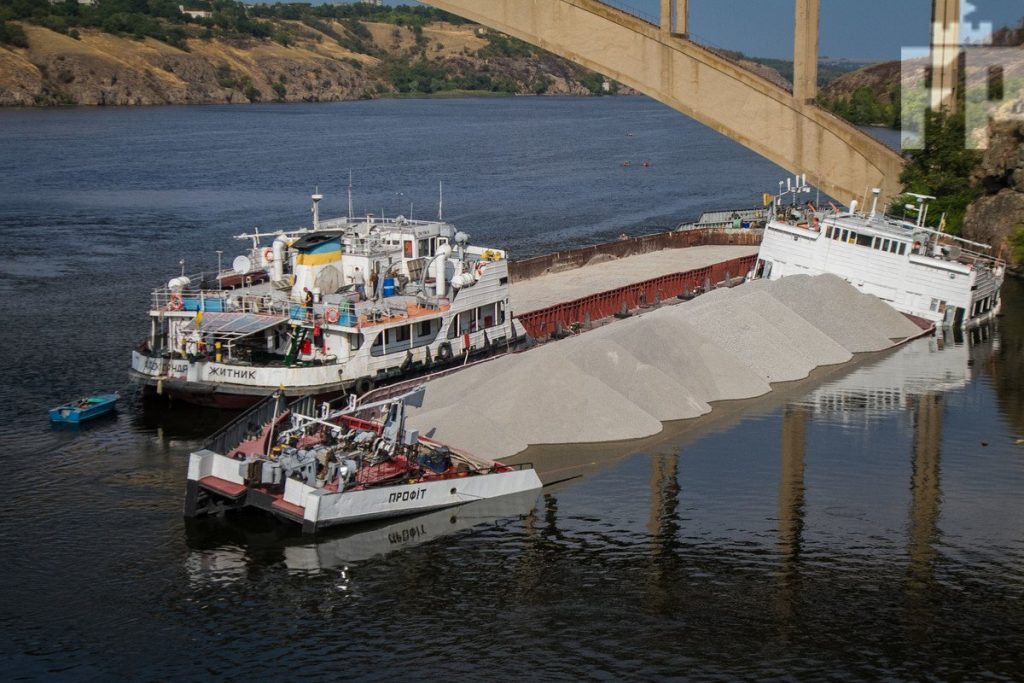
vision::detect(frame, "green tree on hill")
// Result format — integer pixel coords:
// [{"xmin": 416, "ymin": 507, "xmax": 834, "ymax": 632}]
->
[{"xmin": 891, "ymin": 110, "xmax": 981, "ymax": 235}]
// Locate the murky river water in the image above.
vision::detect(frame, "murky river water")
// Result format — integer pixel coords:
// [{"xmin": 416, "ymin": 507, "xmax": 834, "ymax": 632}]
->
[{"xmin": 0, "ymin": 97, "xmax": 1021, "ymax": 680}]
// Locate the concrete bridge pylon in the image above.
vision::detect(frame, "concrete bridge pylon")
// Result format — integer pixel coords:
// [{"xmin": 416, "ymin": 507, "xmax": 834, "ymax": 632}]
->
[{"xmin": 422, "ymin": 0, "xmax": 906, "ymax": 205}]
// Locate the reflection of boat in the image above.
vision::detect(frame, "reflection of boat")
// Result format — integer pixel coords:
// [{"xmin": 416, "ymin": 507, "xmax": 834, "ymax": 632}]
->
[
  {"xmin": 184, "ymin": 387, "xmax": 542, "ymax": 533},
  {"xmin": 754, "ymin": 179, "xmax": 1004, "ymax": 328},
  {"xmin": 184, "ymin": 488, "xmax": 540, "ymax": 580},
  {"xmin": 48, "ymin": 393, "xmax": 119, "ymax": 423},
  {"xmin": 803, "ymin": 327, "xmax": 992, "ymax": 420},
  {"xmin": 130, "ymin": 192, "xmax": 524, "ymax": 407}
]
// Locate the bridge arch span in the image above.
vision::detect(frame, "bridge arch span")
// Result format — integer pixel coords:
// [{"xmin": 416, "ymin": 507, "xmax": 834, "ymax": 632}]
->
[{"xmin": 423, "ymin": 0, "xmax": 905, "ymax": 204}]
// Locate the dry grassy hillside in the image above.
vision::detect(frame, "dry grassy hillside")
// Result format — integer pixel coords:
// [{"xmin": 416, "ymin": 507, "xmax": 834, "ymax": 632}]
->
[{"xmin": 0, "ymin": 19, "xmax": 627, "ymax": 106}]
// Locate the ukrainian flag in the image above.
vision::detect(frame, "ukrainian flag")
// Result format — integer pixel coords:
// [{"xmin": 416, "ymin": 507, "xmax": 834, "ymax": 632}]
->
[{"xmin": 296, "ymin": 239, "xmax": 342, "ymax": 266}]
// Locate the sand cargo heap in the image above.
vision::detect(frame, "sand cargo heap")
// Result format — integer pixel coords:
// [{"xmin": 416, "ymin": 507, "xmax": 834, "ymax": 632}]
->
[{"xmin": 406, "ymin": 274, "xmax": 925, "ymax": 459}]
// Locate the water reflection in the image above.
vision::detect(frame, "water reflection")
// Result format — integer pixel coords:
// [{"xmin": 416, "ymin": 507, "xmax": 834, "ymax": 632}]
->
[
  {"xmin": 183, "ymin": 489, "xmax": 541, "ymax": 583},
  {"xmin": 801, "ymin": 327, "xmax": 989, "ymax": 422},
  {"xmin": 988, "ymin": 278, "xmax": 1024, "ymax": 436}
]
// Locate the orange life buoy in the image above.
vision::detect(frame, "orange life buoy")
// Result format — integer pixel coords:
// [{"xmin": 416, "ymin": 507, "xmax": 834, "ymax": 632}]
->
[
  {"xmin": 325, "ymin": 306, "xmax": 340, "ymax": 324},
  {"xmin": 169, "ymin": 293, "xmax": 184, "ymax": 311},
  {"xmin": 262, "ymin": 247, "xmax": 274, "ymax": 263}
]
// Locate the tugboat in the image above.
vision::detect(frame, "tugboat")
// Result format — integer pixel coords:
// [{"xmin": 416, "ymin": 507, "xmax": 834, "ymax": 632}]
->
[
  {"xmin": 753, "ymin": 177, "xmax": 1005, "ymax": 329},
  {"xmin": 183, "ymin": 387, "xmax": 542, "ymax": 534},
  {"xmin": 130, "ymin": 192, "xmax": 526, "ymax": 407}
]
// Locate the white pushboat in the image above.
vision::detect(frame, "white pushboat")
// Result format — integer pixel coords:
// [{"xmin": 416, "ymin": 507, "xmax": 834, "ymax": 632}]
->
[
  {"xmin": 131, "ymin": 191, "xmax": 525, "ymax": 407},
  {"xmin": 754, "ymin": 179, "xmax": 1005, "ymax": 329},
  {"xmin": 183, "ymin": 387, "xmax": 542, "ymax": 534}
]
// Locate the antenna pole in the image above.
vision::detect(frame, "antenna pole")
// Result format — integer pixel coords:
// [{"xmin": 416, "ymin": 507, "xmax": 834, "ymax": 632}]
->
[
  {"xmin": 438, "ymin": 180, "xmax": 443, "ymax": 221},
  {"xmin": 347, "ymin": 170, "xmax": 353, "ymax": 220}
]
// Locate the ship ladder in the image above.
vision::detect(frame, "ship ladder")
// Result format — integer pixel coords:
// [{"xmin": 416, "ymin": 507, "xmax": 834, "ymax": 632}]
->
[{"xmin": 285, "ymin": 326, "xmax": 309, "ymax": 365}]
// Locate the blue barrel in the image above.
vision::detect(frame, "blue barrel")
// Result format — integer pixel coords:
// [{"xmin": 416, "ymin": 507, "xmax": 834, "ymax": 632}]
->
[{"xmin": 382, "ymin": 278, "xmax": 396, "ymax": 297}]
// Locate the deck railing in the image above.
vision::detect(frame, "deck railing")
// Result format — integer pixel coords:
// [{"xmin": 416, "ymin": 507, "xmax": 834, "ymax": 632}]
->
[{"xmin": 203, "ymin": 391, "xmax": 288, "ymax": 456}]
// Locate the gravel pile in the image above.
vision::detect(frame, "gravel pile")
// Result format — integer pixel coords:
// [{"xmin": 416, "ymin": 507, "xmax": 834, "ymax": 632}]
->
[{"xmin": 407, "ymin": 274, "xmax": 923, "ymax": 459}]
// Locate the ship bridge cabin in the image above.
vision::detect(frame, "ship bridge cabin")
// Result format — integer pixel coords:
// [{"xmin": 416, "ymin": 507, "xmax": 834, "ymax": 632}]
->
[{"xmin": 754, "ymin": 191, "xmax": 1004, "ymax": 329}]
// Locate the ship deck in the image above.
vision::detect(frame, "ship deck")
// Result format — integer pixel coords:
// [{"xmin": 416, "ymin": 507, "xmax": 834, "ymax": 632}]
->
[{"xmin": 509, "ymin": 244, "xmax": 758, "ymax": 314}]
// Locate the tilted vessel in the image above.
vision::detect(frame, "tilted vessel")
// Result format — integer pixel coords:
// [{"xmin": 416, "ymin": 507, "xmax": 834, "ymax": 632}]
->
[{"xmin": 754, "ymin": 179, "xmax": 1004, "ymax": 329}]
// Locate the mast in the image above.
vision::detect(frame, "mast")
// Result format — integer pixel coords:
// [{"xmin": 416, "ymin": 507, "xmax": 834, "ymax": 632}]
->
[
  {"xmin": 347, "ymin": 170, "xmax": 354, "ymax": 220},
  {"xmin": 438, "ymin": 180, "xmax": 443, "ymax": 221}
]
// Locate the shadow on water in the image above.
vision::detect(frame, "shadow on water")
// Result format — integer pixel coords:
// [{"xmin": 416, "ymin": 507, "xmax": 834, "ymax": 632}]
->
[{"xmin": 130, "ymin": 392, "xmax": 241, "ymax": 440}]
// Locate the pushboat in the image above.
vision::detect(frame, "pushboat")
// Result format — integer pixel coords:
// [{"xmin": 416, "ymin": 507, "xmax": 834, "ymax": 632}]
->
[
  {"xmin": 131, "ymin": 190, "xmax": 525, "ymax": 407},
  {"xmin": 184, "ymin": 386, "xmax": 542, "ymax": 534}
]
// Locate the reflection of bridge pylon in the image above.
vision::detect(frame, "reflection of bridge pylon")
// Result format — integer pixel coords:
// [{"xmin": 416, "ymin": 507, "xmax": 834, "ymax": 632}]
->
[
  {"xmin": 907, "ymin": 392, "xmax": 943, "ymax": 638},
  {"xmin": 776, "ymin": 405, "xmax": 807, "ymax": 623},
  {"xmin": 647, "ymin": 453, "xmax": 680, "ymax": 547}
]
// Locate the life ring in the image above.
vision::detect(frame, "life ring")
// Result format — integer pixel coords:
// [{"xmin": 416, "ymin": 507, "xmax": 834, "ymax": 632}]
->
[
  {"xmin": 436, "ymin": 341, "xmax": 453, "ymax": 361},
  {"xmin": 169, "ymin": 293, "xmax": 184, "ymax": 311},
  {"xmin": 324, "ymin": 306, "xmax": 340, "ymax": 324},
  {"xmin": 353, "ymin": 377, "xmax": 375, "ymax": 395},
  {"xmin": 262, "ymin": 247, "xmax": 274, "ymax": 263}
]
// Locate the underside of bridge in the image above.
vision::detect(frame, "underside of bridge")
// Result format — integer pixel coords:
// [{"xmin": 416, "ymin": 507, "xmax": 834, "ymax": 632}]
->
[{"xmin": 422, "ymin": 0, "xmax": 906, "ymax": 204}]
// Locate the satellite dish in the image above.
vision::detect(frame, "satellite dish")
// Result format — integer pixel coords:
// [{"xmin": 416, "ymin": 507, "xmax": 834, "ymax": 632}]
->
[{"xmin": 233, "ymin": 255, "xmax": 252, "ymax": 274}]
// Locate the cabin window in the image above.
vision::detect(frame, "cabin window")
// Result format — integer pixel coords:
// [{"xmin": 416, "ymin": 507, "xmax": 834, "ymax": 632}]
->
[
  {"xmin": 898, "ymin": 243, "xmax": 906, "ymax": 255},
  {"xmin": 419, "ymin": 320, "xmax": 432, "ymax": 337},
  {"xmin": 855, "ymin": 233, "xmax": 872, "ymax": 247},
  {"xmin": 395, "ymin": 326, "xmax": 410, "ymax": 343},
  {"xmin": 477, "ymin": 302, "xmax": 505, "ymax": 329},
  {"xmin": 404, "ymin": 240, "xmax": 414, "ymax": 258},
  {"xmin": 446, "ymin": 304, "xmax": 505, "ymax": 338},
  {"xmin": 350, "ymin": 333, "xmax": 363, "ymax": 351},
  {"xmin": 825, "ymin": 226, "xmax": 834, "ymax": 239},
  {"xmin": 871, "ymin": 237, "xmax": 879, "ymax": 249},
  {"xmin": 418, "ymin": 239, "xmax": 432, "ymax": 258},
  {"xmin": 840, "ymin": 229, "xmax": 849, "ymax": 242},
  {"xmin": 882, "ymin": 239, "xmax": 891, "ymax": 252}
]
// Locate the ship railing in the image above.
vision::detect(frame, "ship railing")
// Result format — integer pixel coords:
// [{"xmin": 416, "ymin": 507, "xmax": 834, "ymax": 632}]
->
[
  {"xmin": 203, "ymin": 391, "xmax": 289, "ymax": 456},
  {"xmin": 151, "ymin": 285, "xmax": 297, "ymax": 315}
]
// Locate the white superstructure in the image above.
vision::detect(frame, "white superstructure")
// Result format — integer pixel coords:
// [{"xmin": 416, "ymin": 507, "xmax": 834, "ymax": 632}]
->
[
  {"xmin": 130, "ymin": 192, "xmax": 524, "ymax": 406},
  {"xmin": 755, "ymin": 184, "xmax": 1004, "ymax": 329}
]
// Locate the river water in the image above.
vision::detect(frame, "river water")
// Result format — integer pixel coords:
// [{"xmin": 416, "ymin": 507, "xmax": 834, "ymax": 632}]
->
[{"xmin": 0, "ymin": 97, "xmax": 1022, "ymax": 680}]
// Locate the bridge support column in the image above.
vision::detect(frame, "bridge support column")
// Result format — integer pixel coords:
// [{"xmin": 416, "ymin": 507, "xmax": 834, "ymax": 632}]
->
[
  {"xmin": 793, "ymin": 0, "xmax": 820, "ymax": 105},
  {"xmin": 930, "ymin": 0, "xmax": 961, "ymax": 112},
  {"xmin": 659, "ymin": 0, "xmax": 687, "ymax": 37}
]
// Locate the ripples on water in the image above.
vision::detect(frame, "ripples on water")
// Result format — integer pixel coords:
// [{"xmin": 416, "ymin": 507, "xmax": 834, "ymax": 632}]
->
[{"xmin": 1, "ymin": 99, "xmax": 1022, "ymax": 680}]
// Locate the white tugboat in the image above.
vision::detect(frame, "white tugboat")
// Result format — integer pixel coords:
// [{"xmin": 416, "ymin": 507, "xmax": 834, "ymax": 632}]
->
[
  {"xmin": 183, "ymin": 387, "xmax": 542, "ymax": 534},
  {"xmin": 754, "ymin": 178, "xmax": 1005, "ymax": 329},
  {"xmin": 130, "ymin": 192, "xmax": 526, "ymax": 407}
]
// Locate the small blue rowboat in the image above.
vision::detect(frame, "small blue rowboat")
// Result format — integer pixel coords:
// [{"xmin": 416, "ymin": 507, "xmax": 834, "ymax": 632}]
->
[{"xmin": 49, "ymin": 393, "xmax": 120, "ymax": 424}]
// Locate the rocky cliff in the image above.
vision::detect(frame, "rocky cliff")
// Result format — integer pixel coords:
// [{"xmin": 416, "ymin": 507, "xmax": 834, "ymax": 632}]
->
[
  {"xmin": 0, "ymin": 20, "xmax": 625, "ymax": 106},
  {"xmin": 964, "ymin": 119, "xmax": 1024, "ymax": 271}
]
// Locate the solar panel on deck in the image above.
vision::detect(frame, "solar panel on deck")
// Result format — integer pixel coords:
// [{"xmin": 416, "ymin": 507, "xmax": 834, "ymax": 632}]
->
[{"xmin": 181, "ymin": 312, "xmax": 287, "ymax": 338}]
